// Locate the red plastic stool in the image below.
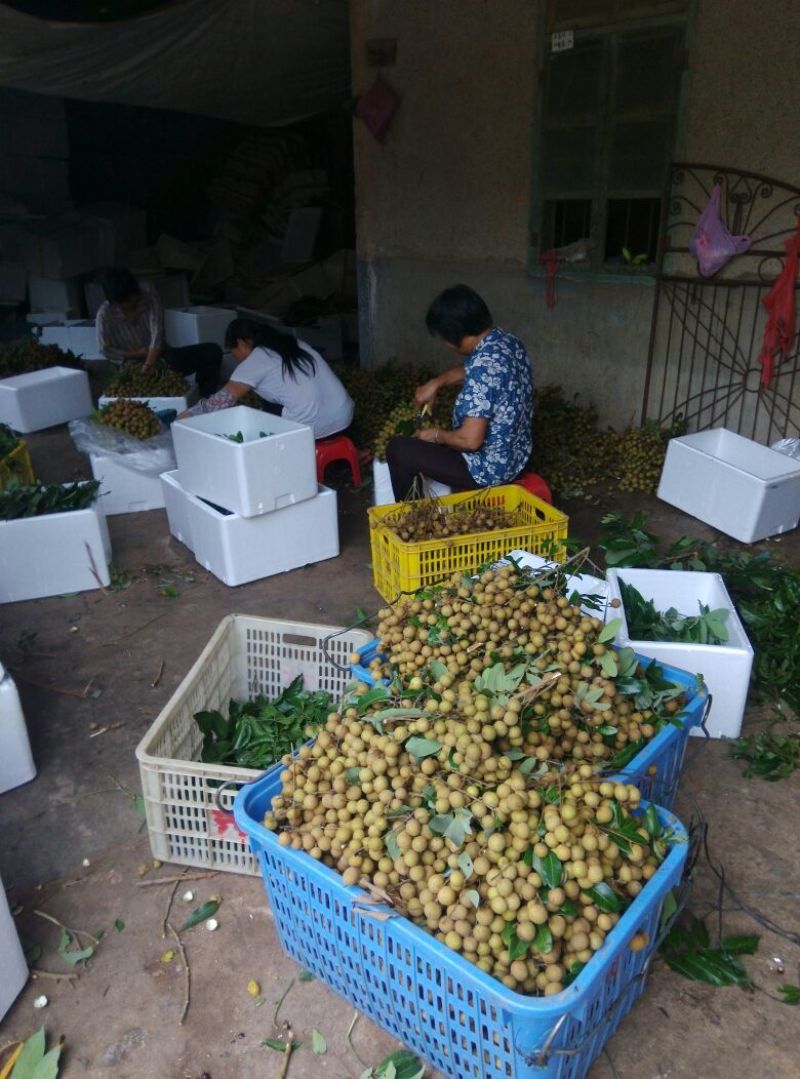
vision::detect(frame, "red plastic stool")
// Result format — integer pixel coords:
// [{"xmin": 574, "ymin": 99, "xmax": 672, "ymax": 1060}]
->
[
  {"xmin": 514, "ymin": 470, "xmax": 552, "ymax": 504},
  {"xmin": 315, "ymin": 434, "xmax": 362, "ymax": 486}
]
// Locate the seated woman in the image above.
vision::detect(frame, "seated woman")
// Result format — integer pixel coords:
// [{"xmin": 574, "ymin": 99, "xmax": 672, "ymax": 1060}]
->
[
  {"xmin": 386, "ymin": 284, "xmax": 533, "ymax": 500},
  {"xmin": 179, "ymin": 318, "xmax": 354, "ymax": 438}
]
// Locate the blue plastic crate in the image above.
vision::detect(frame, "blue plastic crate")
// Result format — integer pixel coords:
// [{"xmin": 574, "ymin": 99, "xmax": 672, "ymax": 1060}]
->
[
  {"xmin": 350, "ymin": 641, "xmax": 708, "ymax": 810},
  {"xmin": 235, "ymin": 772, "xmax": 687, "ymax": 1079}
]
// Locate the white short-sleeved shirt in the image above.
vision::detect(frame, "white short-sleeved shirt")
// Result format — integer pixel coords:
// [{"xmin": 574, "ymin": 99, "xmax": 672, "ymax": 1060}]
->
[{"xmin": 233, "ymin": 344, "xmax": 354, "ymax": 438}]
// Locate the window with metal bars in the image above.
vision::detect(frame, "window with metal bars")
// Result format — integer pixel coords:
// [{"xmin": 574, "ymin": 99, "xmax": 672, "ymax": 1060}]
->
[{"xmin": 532, "ymin": 0, "xmax": 689, "ymax": 273}]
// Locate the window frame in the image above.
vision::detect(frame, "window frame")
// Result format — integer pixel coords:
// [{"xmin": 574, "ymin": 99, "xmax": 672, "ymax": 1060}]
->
[{"xmin": 529, "ymin": 1, "xmax": 695, "ymax": 282}]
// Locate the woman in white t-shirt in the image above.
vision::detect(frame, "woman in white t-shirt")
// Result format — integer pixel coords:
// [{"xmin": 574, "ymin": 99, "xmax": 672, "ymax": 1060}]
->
[{"xmin": 179, "ymin": 318, "xmax": 354, "ymax": 438}]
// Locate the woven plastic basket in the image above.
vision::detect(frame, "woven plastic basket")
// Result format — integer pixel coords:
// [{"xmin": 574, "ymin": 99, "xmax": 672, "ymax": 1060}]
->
[
  {"xmin": 136, "ymin": 615, "xmax": 372, "ymax": 875},
  {"xmin": 368, "ymin": 486, "xmax": 568, "ymax": 601},
  {"xmin": 235, "ymin": 773, "xmax": 687, "ymax": 1079}
]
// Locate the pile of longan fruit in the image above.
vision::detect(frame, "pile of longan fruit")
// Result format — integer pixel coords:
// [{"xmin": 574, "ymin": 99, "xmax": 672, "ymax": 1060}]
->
[{"xmin": 96, "ymin": 399, "xmax": 161, "ymax": 439}]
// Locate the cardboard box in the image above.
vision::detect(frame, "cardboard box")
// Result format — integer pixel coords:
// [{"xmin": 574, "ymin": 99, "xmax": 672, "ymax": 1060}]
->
[
  {"xmin": 658, "ymin": 428, "xmax": 800, "ymax": 543},
  {"xmin": 0, "ymin": 487, "xmax": 111, "ymax": 602},
  {"xmin": 0, "ymin": 366, "xmax": 92, "ymax": 433},
  {"xmin": 605, "ymin": 567, "xmax": 754, "ymax": 739},
  {"xmin": 172, "ymin": 405, "xmax": 316, "ymax": 518}
]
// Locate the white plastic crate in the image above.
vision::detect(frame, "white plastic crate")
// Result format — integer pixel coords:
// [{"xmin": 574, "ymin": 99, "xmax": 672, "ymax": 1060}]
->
[
  {"xmin": 90, "ymin": 453, "xmax": 166, "ymax": 516},
  {"xmin": 606, "ymin": 568, "xmax": 754, "ymax": 739},
  {"xmin": 0, "ymin": 366, "xmax": 92, "ymax": 433},
  {"xmin": 164, "ymin": 305, "xmax": 234, "ymax": 348},
  {"xmin": 160, "ymin": 469, "xmax": 195, "ymax": 550},
  {"xmin": 0, "ymin": 871, "xmax": 28, "ymax": 1021},
  {"xmin": 658, "ymin": 427, "xmax": 800, "ymax": 543},
  {"xmin": 0, "ymin": 660, "xmax": 36, "ymax": 794},
  {"xmin": 185, "ymin": 479, "xmax": 339, "ymax": 586},
  {"xmin": 135, "ymin": 614, "xmax": 373, "ymax": 874},
  {"xmin": 0, "ymin": 487, "xmax": 111, "ymax": 602},
  {"xmin": 98, "ymin": 381, "xmax": 199, "ymax": 415},
  {"xmin": 172, "ymin": 404, "xmax": 317, "ymax": 518}
]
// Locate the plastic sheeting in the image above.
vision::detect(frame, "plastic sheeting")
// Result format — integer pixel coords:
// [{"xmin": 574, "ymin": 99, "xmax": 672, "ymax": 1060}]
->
[{"xmin": 0, "ymin": 0, "xmax": 350, "ymax": 127}]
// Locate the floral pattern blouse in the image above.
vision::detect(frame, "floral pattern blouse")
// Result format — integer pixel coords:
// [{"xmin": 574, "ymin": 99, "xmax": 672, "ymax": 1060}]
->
[{"xmin": 452, "ymin": 327, "xmax": 533, "ymax": 485}]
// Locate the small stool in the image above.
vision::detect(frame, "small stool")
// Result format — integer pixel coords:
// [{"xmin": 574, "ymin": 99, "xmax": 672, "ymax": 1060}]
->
[
  {"xmin": 514, "ymin": 471, "xmax": 552, "ymax": 504},
  {"xmin": 315, "ymin": 434, "xmax": 362, "ymax": 486}
]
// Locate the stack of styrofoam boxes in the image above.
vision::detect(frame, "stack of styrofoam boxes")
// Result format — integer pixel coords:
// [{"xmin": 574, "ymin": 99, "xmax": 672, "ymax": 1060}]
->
[
  {"xmin": 0, "ymin": 481, "xmax": 111, "ymax": 602},
  {"xmin": 0, "ymin": 366, "xmax": 93, "ymax": 433},
  {"xmin": 38, "ymin": 320, "xmax": 104, "ymax": 361},
  {"xmin": 164, "ymin": 405, "xmax": 339, "ymax": 585},
  {"xmin": 605, "ymin": 568, "xmax": 754, "ymax": 740},
  {"xmin": 164, "ymin": 305, "xmax": 235, "ymax": 349},
  {"xmin": 658, "ymin": 427, "xmax": 800, "ymax": 543}
]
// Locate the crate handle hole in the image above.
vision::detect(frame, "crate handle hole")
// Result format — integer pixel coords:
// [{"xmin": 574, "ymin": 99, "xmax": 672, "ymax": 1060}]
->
[{"xmin": 283, "ymin": 633, "xmax": 318, "ymax": 648}]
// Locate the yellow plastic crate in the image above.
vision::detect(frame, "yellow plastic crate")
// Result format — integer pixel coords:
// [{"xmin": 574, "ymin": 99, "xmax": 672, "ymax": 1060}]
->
[
  {"xmin": 368, "ymin": 485, "xmax": 569, "ymax": 601},
  {"xmin": 0, "ymin": 439, "xmax": 34, "ymax": 491}
]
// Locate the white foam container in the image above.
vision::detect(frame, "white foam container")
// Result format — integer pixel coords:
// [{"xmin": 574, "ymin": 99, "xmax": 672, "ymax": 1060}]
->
[
  {"xmin": 0, "ymin": 366, "xmax": 93, "ymax": 433},
  {"xmin": 658, "ymin": 427, "xmax": 800, "ymax": 543},
  {"xmin": 373, "ymin": 459, "xmax": 394, "ymax": 506},
  {"xmin": 168, "ymin": 472, "xmax": 339, "ymax": 586},
  {"xmin": 503, "ymin": 549, "xmax": 610, "ymax": 618},
  {"xmin": 172, "ymin": 405, "xmax": 317, "ymax": 518},
  {"xmin": 0, "ymin": 486, "xmax": 111, "ymax": 602},
  {"xmin": 28, "ymin": 273, "xmax": 83, "ymax": 313},
  {"xmin": 164, "ymin": 305, "xmax": 234, "ymax": 348},
  {"xmin": 0, "ymin": 870, "xmax": 28, "ymax": 1020},
  {"xmin": 605, "ymin": 568, "xmax": 754, "ymax": 739},
  {"xmin": 90, "ymin": 453, "xmax": 166, "ymax": 516},
  {"xmin": 160, "ymin": 469, "xmax": 195, "ymax": 550},
  {"xmin": 0, "ymin": 660, "xmax": 36, "ymax": 794},
  {"xmin": 98, "ymin": 382, "xmax": 199, "ymax": 414}
]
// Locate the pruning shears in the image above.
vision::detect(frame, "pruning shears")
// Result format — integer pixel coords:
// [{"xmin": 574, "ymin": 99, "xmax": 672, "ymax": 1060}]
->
[{"xmin": 413, "ymin": 403, "xmax": 431, "ymax": 430}]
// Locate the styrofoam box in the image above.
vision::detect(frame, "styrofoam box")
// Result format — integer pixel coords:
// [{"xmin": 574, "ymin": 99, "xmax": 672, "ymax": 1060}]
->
[
  {"xmin": 0, "ymin": 871, "xmax": 28, "ymax": 1021},
  {"xmin": 606, "ymin": 568, "xmax": 754, "ymax": 739},
  {"xmin": 172, "ymin": 405, "xmax": 317, "ymax": 518},
  {"xmin": 160, "ymin": 470, "xmax": 195, "ymax": 550},
  {"xmin": 658, "ymin": 427, "xmax": 800, "ymax": 543},
  {"xmin": 0, "ymin": 661, "xmax": 36, "ymax": 794},
  {"xmin": 99, "ymin": 381, "xmax": 199, "ymax": 414},
  {"xmin": 90, "ymin": 453, "xmax": 166, "ymax": 516},
  {"xmin": 28, "ymin": 273, "xmax": 83, "ymax": 313},
  {"xmin": 26, "ymin": 309, "xmax": 79, "ymax": 326},
  {"xmin": 0, "ymin": 366, "xmax": 92, "ymax": 433},
  {"xmin": 174, "ymin": 473, "xmax": 339, "ymax": 586},
  {"xmin": 0, "ymin": 488, "xmax": 111, "ymax": 602},
  {"xmin": 67, "ymin": 321, "xmax": 103, "ymax": 360},
  {"xmin": 164, "ymin": 305, "xmax": 235, "ymax": 348},
  {"xmin": 373, "ymin": 459, "xmax": 393, "ymax": 506}
]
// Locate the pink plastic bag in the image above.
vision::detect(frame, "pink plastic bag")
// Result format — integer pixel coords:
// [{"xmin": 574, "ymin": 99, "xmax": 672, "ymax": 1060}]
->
[{"xmin": 689, "ymin": 184, "xmax": 752, "ymax": 277}]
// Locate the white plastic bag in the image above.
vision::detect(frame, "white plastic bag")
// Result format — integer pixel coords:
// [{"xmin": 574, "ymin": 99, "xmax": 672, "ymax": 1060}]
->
[
  {"xmin": 771, "ymin": 437, "xmax": 800, "ymax": 460},
  {"xmin": 68, "ymin": 417, "xmax": 176, "ymax": 476}
]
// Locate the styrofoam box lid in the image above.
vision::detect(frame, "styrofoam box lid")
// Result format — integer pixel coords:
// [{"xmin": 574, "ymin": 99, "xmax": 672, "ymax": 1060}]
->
[
  {"xmin": 0, "ymin": 365, "xmax": 84, "ymax": 390},
  {"xmin": 169, "ymin": 305, "xmax": 233, "ymax": 317},
  {"xmin": 676, "ymin": 428, "xmax": 800, "ymax": 482},
  {"xmin": 174, "ymin": 404, "xmax": 310, "ymax": 441},
  {"xmin": 607, "ymin": 567, "xmax": 753, "ymax": 654}
]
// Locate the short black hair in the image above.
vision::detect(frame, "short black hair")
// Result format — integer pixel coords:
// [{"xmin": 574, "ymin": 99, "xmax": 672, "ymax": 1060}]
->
[
  {"xmin": 425, "ymin": 284, "xmax": 492, "ymax": 346},
  {"xmin": 102, "ymin": 267, "xmax": 140, "ymax": 304}
]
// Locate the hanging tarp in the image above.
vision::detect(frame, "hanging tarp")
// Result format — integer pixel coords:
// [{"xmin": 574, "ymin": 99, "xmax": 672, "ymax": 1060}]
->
[{"xmin": 0, "ymin": 0, "xmax": 350, "ymax": 127}]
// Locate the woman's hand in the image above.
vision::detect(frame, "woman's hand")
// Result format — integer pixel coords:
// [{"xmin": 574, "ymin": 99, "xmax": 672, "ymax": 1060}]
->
[
  {"xmin": 414, "ymin": 379, "xmax": 440, "ymax": 408},
  {"xmin": 416, "ymin": 426, "xmax": 440, "ymax": 443}
]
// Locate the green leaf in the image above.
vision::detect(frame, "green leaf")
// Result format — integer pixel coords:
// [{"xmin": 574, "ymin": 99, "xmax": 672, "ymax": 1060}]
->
[
  {"xmin": 664, "ymin": 948, "xmax": 750, "ymax": 987},
  {"xmin": 444, "ymin": 807, "xmax": 474, "ymax": 848},
  {"xmin": 721, "ymin": 934, "xmax": 759, "ymax": 956},
  {"xmin": 429, "ymin": 813, "xmax": 454, "ymax": 836},
  {"xmin": 599, "ymin": 651, "xmax": 619, "ymax": 677},
  {"xmin": 778, "ymin": 984, "xmax": 800, "ymax": 1004},
  {"xmin": 57, "ymin": 928, "xmax": 94, "ymax": 965},
  {"xmin": 114, "ymin": 918, "xmax": 125, "ymax": 933},
  {"xmin": 299, "ymin": 969, "xmax": 315, "ymax": 982},
  {"xmin": 404, "ymin": 736, "xmax": 442, "ymax": 759},
  {"xmin": 311, "ymin": 1029, "xmax": 327, "ymax": 1054},
  {"xmin": 29, "ymin": 1049, "xmax": 61, "ymax": 1079},
  {"xmin": 180, "ymin": 898, "xmax": 220, "ymax": 931},
  {"xmin": 9, "ymin": 1026, "xmax": 46, "ymax": 1079},
  {"xmin": 374, "ymin": 1050, "xmax": 425, "ymax": 1079},
  {"xmin": 598, "ymin": 619, "xmax": 622, "ymax": 644},
  {"xmin": 262, "ymin": 1038, "xmax": 301, "ymax": 1052},
  {"xmin": 356, "ymin": 685, "xmax": 391, "ymax": 713},
  {"xmin": 346, "ymin": 766, "xmax": 361, "ymax": 784},
  {"xmin": 161, "ymin": 583, "xmax": 179, "ymax": 599},
  {"xmin": 584, "ymin": 882, "xmax": 622, "ymax": 913},
  {"xmin": 457, "ymin": 851, "xmax": 474, "ymax": 879},
  {"xmin": 532, "ymin": 922, "xmax": 553, "ymax": 955},
  {"xmin": 660, "ymin": 889, "xmax": 678, "ymax": 931},
  {"xmin": 643, "ymin": 805, "xmax": 661, "ymax": 839},
  {"xmin": 598, "ymin": 724, "xmax": 618, "ymax": 737},
  {"xmin": 428, "ymin": 659, "xmax": 448, "ymax": 681},
  {"xmin": 532, "ymin": 851, "xmax": 563, "ymax": 889},
  {"xmin": 370, "ymin": 707, "xmax": 428, "ymax": 722},
  {"xmin": 385, "ymin": 830, "xmax": 401, "ymax": 862},
  {"xmin": 464, "ymin": 889, "xmax": 480, "ymax": 908}
]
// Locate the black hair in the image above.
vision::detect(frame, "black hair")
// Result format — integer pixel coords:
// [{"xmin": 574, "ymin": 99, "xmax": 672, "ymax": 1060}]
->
[
  {"xmin": 224, "ymin": 318, "xmax": 316, "ymax": 381},
  {"xmin": 425, "ymin": 284, "xmax": 493, "ymax": 346},
  {"xmin": 101, "ymin": 267, "xmax": 140, "ymax": 304}
]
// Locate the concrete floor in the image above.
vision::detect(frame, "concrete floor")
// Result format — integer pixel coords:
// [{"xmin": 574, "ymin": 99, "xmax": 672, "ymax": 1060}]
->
[{"xmin": 1, "ymin": 425, "xmax": 798, "ymax": 1079}]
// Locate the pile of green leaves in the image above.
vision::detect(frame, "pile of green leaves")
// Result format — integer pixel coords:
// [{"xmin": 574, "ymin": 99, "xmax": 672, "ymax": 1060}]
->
[
  {"xmin": 0, "ymin": 479, "xmax": 101, "ymax": 520},
  {"xmin": 195, "ymin": 676, "xmax": 334, "ymax": 769},
  {"xmin": 0, "ymin": 422, "xmax": 20, "ymax": 457},
  {"xmin": 600, "ymin": 511, "xmax": 800, "ymax": 713},
  {"xmin": 618, "ymin": 578, "xmax": 730, "ymax": 645},
  {"xmin": 728, "ymin": 717, "xmax": 800, "ymax": 780}
]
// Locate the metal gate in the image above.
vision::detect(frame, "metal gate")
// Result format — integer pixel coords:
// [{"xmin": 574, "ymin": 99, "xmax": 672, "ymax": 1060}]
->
[{"xmin": 642, "ymin": 162, "xmax": 800, "ymax": 442}]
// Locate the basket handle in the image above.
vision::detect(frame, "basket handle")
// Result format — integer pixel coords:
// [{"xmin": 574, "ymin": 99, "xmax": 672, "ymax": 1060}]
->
[{"xmin": 213, "ymin": 772, "xmax": 268, "ymax": 815}]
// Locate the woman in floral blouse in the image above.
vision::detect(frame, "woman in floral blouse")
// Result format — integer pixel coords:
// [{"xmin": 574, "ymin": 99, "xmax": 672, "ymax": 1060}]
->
[{"xmin": 386, "ymin": 284, "xmax": 533, "ymax": 500}]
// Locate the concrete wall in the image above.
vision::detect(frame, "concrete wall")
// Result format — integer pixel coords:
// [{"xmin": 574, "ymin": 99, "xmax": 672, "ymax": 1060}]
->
[
  {"xmin": 351, "ymin": 0, "xmax": 800, "ymax": 427},
  {"xmin": 0, "ymin": 88, "xmax": 70, "ymax": 218}
]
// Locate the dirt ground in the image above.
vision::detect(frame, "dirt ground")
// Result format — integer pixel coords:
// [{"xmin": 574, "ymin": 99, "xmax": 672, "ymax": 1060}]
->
[{"xmin": 1, "ymin": 422, "xmax": 798, "ymax": 1079}]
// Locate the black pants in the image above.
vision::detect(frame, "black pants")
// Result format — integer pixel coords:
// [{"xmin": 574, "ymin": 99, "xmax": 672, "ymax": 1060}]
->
[
  {"xmin": 386, "ymin": 435, "xmax": 479, "ymax": 501},
  {"xmin": 163, "ymin": 343, "xmax": 222, "ymax": 398}
]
